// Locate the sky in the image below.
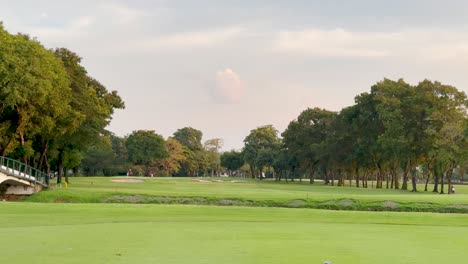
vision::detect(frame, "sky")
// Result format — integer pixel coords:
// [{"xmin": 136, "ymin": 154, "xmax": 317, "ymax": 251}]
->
[{"xmin": 1, "ymin": 0, "xmax": 468, "ymax": 151}]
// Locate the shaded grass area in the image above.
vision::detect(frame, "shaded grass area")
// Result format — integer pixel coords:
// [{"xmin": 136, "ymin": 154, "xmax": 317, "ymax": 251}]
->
[
  {"xmin": 1, "ymin": 203, "xmax": 467, "ymax": 264},
  {"xmin": 25, "ymin": 177, "xmax": 468, "ymax": 213}
]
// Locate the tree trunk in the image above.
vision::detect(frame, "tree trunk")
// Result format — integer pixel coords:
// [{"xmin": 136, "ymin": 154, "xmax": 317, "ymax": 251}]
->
[
  {"xmin": 411, "ymin": 167, "xmax": 417, "ymax": 192},
  {"xmin": 38, "ymin": 141, "xmax": 49, "ymax": 171},
  {"xmin": 65, "ymin": 168, "xmax": 69, "ymax": 184},
  {"xmin": 390, "ymin": 172, "xmax": 394, "ymax": 189},
  {"xmin": 392, "ymin": 161, "xmax": 399, "ymax": 189},
  {"xmin": 433, "ymin": 175, "xmax": 439, "ymax": 193},
  {"xmin": 1, "ymin": 136, "xmax": 15, "ymax": 156},
  {"xmin": 355, "ymin": 167, "xmax": 360, "ymax": 188},
  {"xmin": 401, "ymin": 160, "xmax": 410, "ymax": 190},
  {"xmin": 424, "ymin": 170, "xmax": 431, "ymax": 192},
  {"xmin": 349, "ymin": 170, "xmax": 352, "ymax": 187},
  {"xmin": 56, "ymin": 150, "xmax": 64, "ymax": 184},
  {"xmin": 249, "ymin": 164, "xmax": 255, "ymax": 179},
  {"xmin": 362, "ymin": 172, "xmax": 367, "ymax": 188},
  {"xmin": 375, "ymin": 163, "xmax": 383, "ymax": 189},
  {"xmin": 440, "ymin": 172, "xmax": 445, "ymax": 194},
  {"xmin": 447, "ymin": 169, "xmax": 453, "ymax": 195},
  {"xmin": 309, "ymin": 169, "xmax": 315, "ymax": 184},
  {"xmin": 386, "ymin": 172, "xmax": 390, "ymax": 189}
]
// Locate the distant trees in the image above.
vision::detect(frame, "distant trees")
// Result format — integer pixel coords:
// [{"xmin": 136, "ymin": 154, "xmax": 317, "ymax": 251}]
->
[
  {"xmin": 80, "ymin": 128, "xmax": 228, "ymax": 178},
  {"xmin": 126, "ymin": 130, "xmax": 167, "ymax": 175},
  {"xmin": 158, "ymin": 138, "xmax": 187, "ymax": 176},
  {"xmin": 241, "ymin": 78, "xmax": 467, "ymax": 194},
  {"xmin": 204, "ymin": 138, "xmax": 223, "ymax": 176},
  {"xmin": 221, "ymin": 150, "xmax": 244, "ymax": 176},
  {"xmin": 282, "ymin": 108, "xmax": 337, "ymax": 184},
  {"xmin": 173, "ymin": 127, "xmax": 207, "ymax": 176},
  {"xmin": 243, "ymin": 125, "xmax": 280, "ymax": 179},
  {"xmin": 76, "ymin": 77, "xmax": 466, "ymax": 189}
]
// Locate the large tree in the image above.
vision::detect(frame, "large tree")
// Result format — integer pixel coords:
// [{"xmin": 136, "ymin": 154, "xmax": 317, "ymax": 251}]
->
[
  {"xmin": 52, "ymin": 48, "xmax": 124, "ymax": 183},
  {"xmin": 204, "ymin": 138, "xmax": 223, "ymax": 176},
  {"xmin": 0, "ymin": 25, "xmax": 77, "ymax": 167},
  {"xmin": 126, "ymin": 130, "xmax": 168, "ymax": 175},
  {"xmin": 221, "ymin": 150, "xmax": 244, "ymax": 176},
  {"xmin": 243, "ymin": 125, "xmax": 280, "ymax": 178},
  {"xmin": 282, "ymin": 108, "xmax": 337, "ymax": 184},
  {"xmin": 158, "ymin": 138, "xmax": 188, "ymax": 176},
  {"xmin": 173, "ymin": 127, "xmax": 205, "ymax": 176}
]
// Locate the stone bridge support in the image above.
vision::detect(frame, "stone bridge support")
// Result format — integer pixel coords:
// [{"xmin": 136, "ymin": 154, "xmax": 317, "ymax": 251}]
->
[{"xmin": 0, "ymin": 172, "xmax": 41, "ymax": 195}]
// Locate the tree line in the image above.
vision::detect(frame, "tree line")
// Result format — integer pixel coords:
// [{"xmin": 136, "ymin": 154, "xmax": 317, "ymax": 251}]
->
[
  {"xmin": 1, "ymin": 22, "xmax": 467, "ymax": 194},
  {"xmin": 237, "ymin": 79, "xmax": 468, "ymax": 194},
  {"xmin": 81, "ymin": 78, "xmax": 467, "ymax": 196},
  {"xmin": 83, "ymin": 127, "xmax": 225, "ymax": 178}
]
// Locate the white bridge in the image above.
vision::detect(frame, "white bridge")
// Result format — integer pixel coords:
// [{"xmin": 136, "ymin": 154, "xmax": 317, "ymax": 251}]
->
[{"xmin": 0, "ymin": 157, "xmax": 49, "ymax": 195}]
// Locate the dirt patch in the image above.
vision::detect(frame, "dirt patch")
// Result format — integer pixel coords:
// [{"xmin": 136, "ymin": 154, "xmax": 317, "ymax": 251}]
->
[
  {"xmin": 382, "ymin": 201, "xmax": 399, "ymax": 208},
  {"xmin": 0, "ymin": 194, "xmax": 25, "ymax": 201},
  {"xmin": 287, "ymin": 200, "xmax": 308, "ymax": 208},
  {"xmin": 446, "ymin": 204, "xmax": 468, "ymax": 210},
  {"xmin": 216, "ymin": 199, "xmax": 237, "ymax": 206},
  {"xmin": 338, "ymin": 199, "xmax": 354, "ymax": 207},
  {"xmin": 102, "ymin": 195, "xmax": 147, "ymax": 203},
  {"xmin": 192, "ymin": 179, "xmax": 211, "ymax": 183},
  {"xmin": 111, "ymin": 179, "xmax": 144, "ymax": 183},
  {"xmin": 102, "ymin": 195, "xmax": 210, "ymax": 204}
]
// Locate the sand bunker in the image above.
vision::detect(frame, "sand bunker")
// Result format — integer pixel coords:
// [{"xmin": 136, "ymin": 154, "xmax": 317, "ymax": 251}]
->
[
  {"xmin": 111, "ymin": 179, "xmax": 144, "ymax": 183},
  {"xmin": 192, "ymin": 179, "xmax": 211, "ymax": 183}
]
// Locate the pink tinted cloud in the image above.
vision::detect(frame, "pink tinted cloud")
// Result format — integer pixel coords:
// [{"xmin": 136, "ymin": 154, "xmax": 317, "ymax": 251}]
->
[{"xmin": 213, "ymin": 68, "xmax": 246, "ymax": 104}]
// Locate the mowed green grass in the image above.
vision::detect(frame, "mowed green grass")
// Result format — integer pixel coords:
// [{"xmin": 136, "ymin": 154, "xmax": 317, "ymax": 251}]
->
[
  {"xmin": 1, "ymin": 202, "xmax": 467, "ymax": 264},
  {"xmin": 29, "ymin": 177, "xmax": 468, "ymax": 207}
]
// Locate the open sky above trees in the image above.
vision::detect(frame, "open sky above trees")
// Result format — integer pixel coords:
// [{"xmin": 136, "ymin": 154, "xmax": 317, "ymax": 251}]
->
[{"xmin": 1, "ymin": 0, "xmax": 468, "ymax": 150}]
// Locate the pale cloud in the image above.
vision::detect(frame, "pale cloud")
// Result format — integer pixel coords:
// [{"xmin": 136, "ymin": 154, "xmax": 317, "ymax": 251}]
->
[
  {"xmin": 274, "ymin": 28, "xmax": 390, "ymax": 58},
  {"xmin": 141, "ymin": 27, "xmax": 243, "ymax": 50},
  {"xmin": 213, "ymin": 68, "xmax": 246, "ymax": 104},
  {"xmin": 273, "ymin": 28, "xmax": 468, "ymax": 60},
  {"xmin": 30, "ymin": 16, "xmax": 95, "ymax": 40},
  {"xmin": 25, "ymin": 3, "xmax": 148, "ymax": 54},
  {"xmin": 99, "ymin": 2, "xmax": 148, "ymax": 24}
]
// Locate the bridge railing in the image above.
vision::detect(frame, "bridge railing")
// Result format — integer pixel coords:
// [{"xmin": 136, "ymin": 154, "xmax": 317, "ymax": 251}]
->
[{"xmin": 0, "ymin": 156, "xmax": 49, "ymax": 187}]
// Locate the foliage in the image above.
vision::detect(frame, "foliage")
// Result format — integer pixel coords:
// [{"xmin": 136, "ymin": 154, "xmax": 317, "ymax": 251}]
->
[
  {"xmin": 242, "ymin": 125, "xmax": 280, "ymax": 178},
  {"xmin": 221, "ymin": 150, "xmax": 244, "ymax": 175},
  {"xmin": 158, "ymin": 138, "xmax": 188, "ymax": 176},
  {"xmin": 126, "ymin": 130, "xmax": 168, "ymax": 174}
]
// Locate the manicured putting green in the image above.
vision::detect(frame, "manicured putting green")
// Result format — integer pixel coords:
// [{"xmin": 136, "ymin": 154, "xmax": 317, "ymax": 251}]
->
[{"xmin": 1, "ymin": 202, "xmax": 467, "ymax": 264}]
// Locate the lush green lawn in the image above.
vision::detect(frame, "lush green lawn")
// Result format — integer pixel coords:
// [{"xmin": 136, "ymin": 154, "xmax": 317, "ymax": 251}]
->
[
  {"xmin": 27, "ymin": 177, "xmax": 468, "ymax": 212},
  {"xmin": 0, "ymin": 202, "xmax": 467, "ymax": 264}
]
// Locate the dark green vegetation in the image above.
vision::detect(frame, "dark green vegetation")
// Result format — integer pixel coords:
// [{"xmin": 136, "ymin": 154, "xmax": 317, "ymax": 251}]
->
[
  {"xmin": 245, "ymin": 80, "xmax": 467, "ymax": 195},
  {"xmin": 0, "ymin": 23, "xmax": 124, "ymax": 184},
  {"xmin": 1, "ymin": 202, "xmax": 467, "ymax": 264},
  {"xmin": 26, "ymin": 177, "xmax": 468, "ymax": 213}
]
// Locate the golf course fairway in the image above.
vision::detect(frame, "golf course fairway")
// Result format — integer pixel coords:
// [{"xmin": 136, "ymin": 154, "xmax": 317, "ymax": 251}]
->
[{"xmin": 1, "ymin": 202, "xmax": 467, "ymax": 264}]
